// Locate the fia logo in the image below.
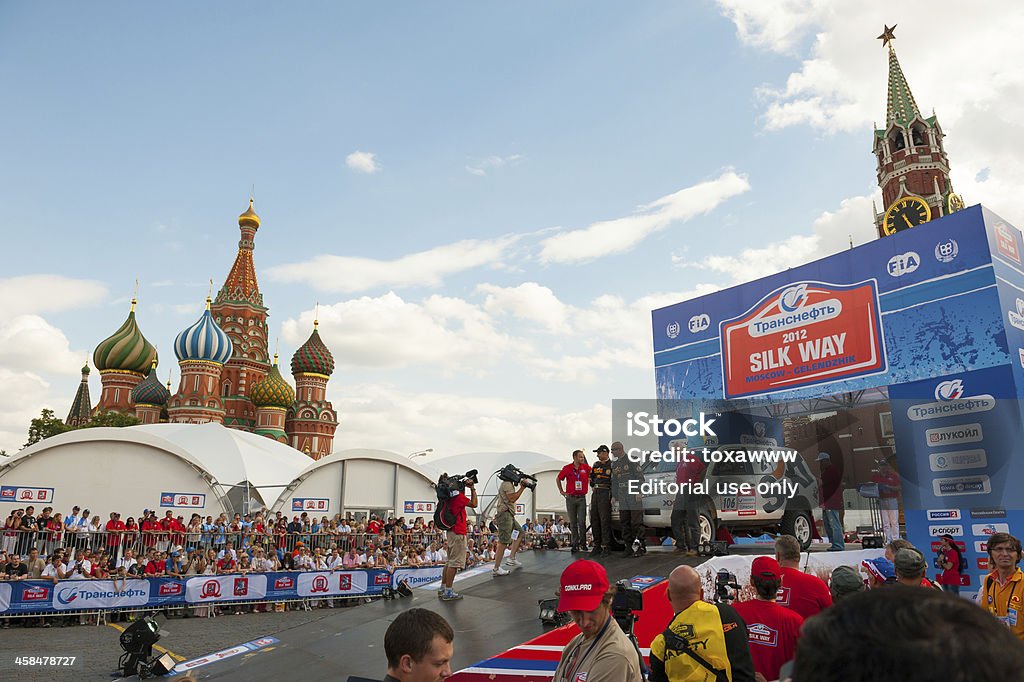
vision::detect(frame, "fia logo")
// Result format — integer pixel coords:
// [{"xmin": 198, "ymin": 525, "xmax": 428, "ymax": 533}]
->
[
  {"xmin": 934, "ymin": 239, "xmax": 959, "ymax": 263},
  {"xmin": 887, "ymin": 252, "xmax": 920, "ymax": 277},
  {"xmin": 688, "ymin": 314, "xmax": 710, "ymax": 334},
  {"xmin": 666, "ymin": 321, "xmax": 681, "ymax": 340},
  {"xmin": 934, "ymin": 379, "xmax": 965, "ymax": 401},
  {"xmin": 779, "ymin": 284, "xmax": 808, "ymax": 313}
]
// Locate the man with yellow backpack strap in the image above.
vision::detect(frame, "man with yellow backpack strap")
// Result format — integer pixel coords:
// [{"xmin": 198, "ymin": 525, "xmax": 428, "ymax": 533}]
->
[{"xmin": 649, "ymin": 565, "xmax": 755, "ymax": 682}]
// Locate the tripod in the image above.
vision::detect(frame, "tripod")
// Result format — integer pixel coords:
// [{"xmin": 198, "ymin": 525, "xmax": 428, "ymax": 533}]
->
[{"xmin": 613, "ymin": 610, "xmax": 649, "ymax": 681}]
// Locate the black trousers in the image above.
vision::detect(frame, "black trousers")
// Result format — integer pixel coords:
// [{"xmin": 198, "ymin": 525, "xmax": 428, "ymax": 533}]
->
[
  {"xmin": 671, "ymin": 492, "xmax": 701, "ymax": 549},
  {"xmin": 590, "ymin": 489, "xmax": 612, "ymax": 548},
  {"xmin": 565, "ymin": 495, "xmax": 588, "ymax": 547},
  {"xmin": 619, "ymin": 508, "xmax": 645, "ymax": 549}
]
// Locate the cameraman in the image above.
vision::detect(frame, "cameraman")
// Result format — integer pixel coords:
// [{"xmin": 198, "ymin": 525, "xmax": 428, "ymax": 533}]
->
[
  {"xmin": 440, "ymin": 477, "xmax": 477, "ymax": 601},
  {"xmin": 552, "ymin": 560, "xmax": 642, "ymax": 681},
  {"xmin": 493, "ymin": 472, "xmax": 526, "ymax": 577},
  {"xmin": 650, "ymin": 565, "xmax": 755, "ymax": 682}
]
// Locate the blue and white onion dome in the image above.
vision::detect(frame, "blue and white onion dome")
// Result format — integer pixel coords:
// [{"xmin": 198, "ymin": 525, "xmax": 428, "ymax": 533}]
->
[{"xmin": 174, "ymin": 297, "xmax": 234, "ymax": 365}]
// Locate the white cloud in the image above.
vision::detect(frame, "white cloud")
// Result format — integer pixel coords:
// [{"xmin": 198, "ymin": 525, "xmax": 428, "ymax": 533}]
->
[
  {"xmin": 0, "ymin": 315, "xmax": 91, "ymax": 376},
  {"xmin": 0, "ymin": 275, "xmax": 107, "ymax": 318},
  {"xmin": 478, "ymin": 282, "xmax": 571, "ymax": 334},
  {"xmin": 538, "ymin": 171, "xmax": 751, "ymax": 264},
  {"xmin": 0, "ymin": 368, "xmax": 55, "ymax": 453},
  {"xmin": 281, "ymin": 292, "xmax": 529, "ymax": 370},
  {"xmin": 465, "ymin": 154, "xmax": 524, "ymax": 176},
  {"xmin": 346, "ymin": 151, "xmax": 380, "ymax": 174},
  {"xmin": 719, "ymin": 3, "xmax": 1024, "ymax": 225},
  {"xmin": 676, "ymin": 193, "xmax": 880, "ymax": 284},
  {"xmin": 267, "ymin": 235, "xmax": 518, "ymax": 294},
  {"xmin": 330, "ymin": 382, "xmax": 611, "ymax": 457}
]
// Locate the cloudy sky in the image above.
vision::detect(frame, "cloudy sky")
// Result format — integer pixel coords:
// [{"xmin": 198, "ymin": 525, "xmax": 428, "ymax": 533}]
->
[{"xmin": 1, "ymin": 1, "xmax": 1022, "ymax": 460}]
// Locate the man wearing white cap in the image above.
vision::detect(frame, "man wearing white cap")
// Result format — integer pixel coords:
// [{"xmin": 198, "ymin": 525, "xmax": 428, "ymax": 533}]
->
[
  {"xmin": 817, "ymin": 452, "xmax": 844, "ymax": 551},
  {"xmin": 552, "ymin": 560, "xmax": 642, "ymax": 681}
]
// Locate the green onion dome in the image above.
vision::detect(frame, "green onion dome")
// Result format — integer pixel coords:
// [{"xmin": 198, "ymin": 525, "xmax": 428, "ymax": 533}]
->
[
  {"xmin": 131, "ymin": 362, "xmax": 171, "ymax": 406},
  {"xmin": 250, "ymin": 355, "xmax": 296, "ymax": 409},
  {"xmin": 93, "ymin": 299, "xmax": 157, "ymax": 374},
  {"xmin": 290, "ymin": 320, "xmax": 334, "ymax": 377}
]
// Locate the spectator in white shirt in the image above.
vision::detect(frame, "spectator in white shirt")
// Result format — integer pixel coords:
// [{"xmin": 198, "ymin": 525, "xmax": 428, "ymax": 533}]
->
[
  {"xmin": 41, "ymin": 554, "xmax": 66, "ymax": 583},
  {"xmin": 117, "ymin": 548, "xmax": 138, "ymax": 576},
  {"xmin": 67, "ymin": 550, "xmax": 91, "ymax": 579}
]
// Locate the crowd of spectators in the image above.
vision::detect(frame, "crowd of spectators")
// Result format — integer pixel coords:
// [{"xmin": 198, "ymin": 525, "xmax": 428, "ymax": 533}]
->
[{"xmin": 0, "ymin": 503, "xmax": 576, "ymax": 627}]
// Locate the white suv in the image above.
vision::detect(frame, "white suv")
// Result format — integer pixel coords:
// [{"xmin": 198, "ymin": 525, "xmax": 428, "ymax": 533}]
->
[{"xmin": 612, "ymin": 444, "xmax": 819, "ymax": 550}]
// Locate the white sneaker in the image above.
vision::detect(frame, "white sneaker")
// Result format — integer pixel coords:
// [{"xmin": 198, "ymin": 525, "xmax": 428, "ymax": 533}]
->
[
  {"xmin": 492, "ymin": 567, "xmax": 510, "ymax": 576},
  {"xmin": 504, "ymin": 558, "xmax": 521, "ymax": 567}
]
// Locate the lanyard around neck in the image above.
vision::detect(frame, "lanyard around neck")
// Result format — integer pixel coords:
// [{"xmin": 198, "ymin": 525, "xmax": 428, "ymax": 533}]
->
[{"xmin": 560, "ymin": 615, "xmax": 612, "ymax": 681}]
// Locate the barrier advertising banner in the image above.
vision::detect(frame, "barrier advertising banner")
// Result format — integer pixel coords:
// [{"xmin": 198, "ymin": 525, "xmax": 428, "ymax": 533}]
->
[{"xmin": 0, "ymin": 569, "xmax": 391, "ymax": 615}]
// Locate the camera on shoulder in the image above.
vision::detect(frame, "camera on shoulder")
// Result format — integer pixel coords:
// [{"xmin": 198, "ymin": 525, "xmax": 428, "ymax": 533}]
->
[{"xmin": 498, "ymin": 464, "xmax": 538, "ymax": 491}]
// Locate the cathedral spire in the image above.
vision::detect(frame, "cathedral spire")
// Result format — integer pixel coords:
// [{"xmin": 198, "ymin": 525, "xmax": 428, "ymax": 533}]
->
[
  {"xmin": 65, "ymin": 361, "xmax": 93, "ymax": 426},
  {"xmin": 214, "ymin": 199, "xmax": 264, "ymax": 308}
]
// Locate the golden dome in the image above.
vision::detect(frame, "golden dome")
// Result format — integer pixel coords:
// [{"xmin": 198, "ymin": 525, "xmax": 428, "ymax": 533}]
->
[{"xmin": 238, "ymin": 198, "xmax": 261, "ymax": 229}]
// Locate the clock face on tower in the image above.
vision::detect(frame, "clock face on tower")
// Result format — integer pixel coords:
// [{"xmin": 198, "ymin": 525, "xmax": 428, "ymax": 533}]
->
[
  {"xmin": 883, "ymin": 196, "xmax": 932, "ymax": 236},
  {"xmin": 947, "ymin": 193, "xmax": 965, "ymax": 214}
]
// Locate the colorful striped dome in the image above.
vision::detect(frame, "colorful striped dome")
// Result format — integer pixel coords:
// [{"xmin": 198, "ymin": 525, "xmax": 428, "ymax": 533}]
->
[
  {"xmin": 250, "ymin": 356, "xmax": 296, "ymax": 409},
  {"xmin": 131, "ymin": 363, "xmax": 171, "ymax": 406},
  {"xmin": 174, "ymin": 298, "xmax": 234, "ymax": 365},
  {"xmin": 291, "ymin": 321, "xmax": 334, "ymax": 376},
  {"xmin": 93, "ymin": 299, "xmax": 157, "ymax": 374}
]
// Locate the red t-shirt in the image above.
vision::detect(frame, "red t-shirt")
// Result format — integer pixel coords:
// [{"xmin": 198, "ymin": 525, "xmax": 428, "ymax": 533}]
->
[
  {"xmin": 218, "ymin": 557, "xmax": 236, "ymax": 573},
  {"xmin": 675, "ymin": 456, "xmax": 707, "ymax": 485},
  {"xmin": 871, "ymin": 470, "xmax": 901, "ymax": 499},
  {"xmin": 939, "ymin": 548, "xmax": 961, "ymax": 585},
  {"xmin": 447, "ymin": 492, "xmax": 470, "ymax": 535},
  {"xmin": 733, "ymin": 599, "xmax": 804, "ymax": 682},
  {"xmin": 557, "ymin": 463, "xmax": 591, "ymax": 496},
  {"xmin": 778, "ymin": 566, "xmax": 833, "ymax": 619},
  {"xmin": 368, "ymin": 520, "xmax": 382, "ymax": 534}
]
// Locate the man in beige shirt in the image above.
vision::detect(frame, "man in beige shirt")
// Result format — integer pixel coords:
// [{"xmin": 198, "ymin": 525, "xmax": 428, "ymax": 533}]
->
[{"xmin": 552, "ymin": 560, "xmax": 642, "ymax": 682}]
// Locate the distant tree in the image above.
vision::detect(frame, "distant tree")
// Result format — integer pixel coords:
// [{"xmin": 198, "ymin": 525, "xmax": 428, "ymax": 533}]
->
[
  {"xmin": 23, "ymin": 408, "xmax": 141, "ymax": 448},
  {"xmin": 84, "ymin": 412, "xmax": 141, "ymax": 429},
  {"xmin": 24, "ymin": 408, "xmax": 72, "ymax": 447}
]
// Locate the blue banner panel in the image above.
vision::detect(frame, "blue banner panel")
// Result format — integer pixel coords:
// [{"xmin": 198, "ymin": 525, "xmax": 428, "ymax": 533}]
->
[
  {"xmin": 0, "ymin": 570, "xmax": 391, "ymax": 615},
  {"xmin": 889, "ymin": 365, "xmax": 1024, "ymax": 589}
]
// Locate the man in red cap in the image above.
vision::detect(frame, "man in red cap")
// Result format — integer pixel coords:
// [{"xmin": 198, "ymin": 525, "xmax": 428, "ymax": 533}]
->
[
  {"xmin": 733, "ymin": 557, "xmax": 804, "ymax": 682},
  {"xmin": 552, "ymin": 560, "xmax": 642, "ymax": 681}
]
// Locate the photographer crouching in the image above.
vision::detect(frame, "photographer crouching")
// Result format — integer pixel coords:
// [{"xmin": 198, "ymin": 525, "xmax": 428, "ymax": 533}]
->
[
  {"xmin": 493, "ymin": 465, "xmax": 536, "ymax": 577},
  {"xmin": 649, "ymin": 565, "xmax": 755, "ymax": 682},
  {"xmin": 552, "ymin": 560, "xmax": 643, "ymax": 681}
]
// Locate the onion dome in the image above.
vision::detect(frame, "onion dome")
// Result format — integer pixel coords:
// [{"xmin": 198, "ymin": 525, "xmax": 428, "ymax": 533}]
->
[
  {"xmin": 251, "ymin": 355, "xmax": 296, "ymax": 408},
  {"xmin": 238, "ymin": 198, "xmax": 261, "ymax": 229},
  {"xmin": 291, "ymin": 320, "xmax": 335, "ymax": 376},
  {"xmin": 93, "ymin": 298, "xmax": 157, "ymax": 374},
  {"xmin": 131, "ymin": 361, "xmax": 171, "ymax": 406},
  {"xmin": 174, "ymin": 297, "xmax": 234, "ymax": 365}
]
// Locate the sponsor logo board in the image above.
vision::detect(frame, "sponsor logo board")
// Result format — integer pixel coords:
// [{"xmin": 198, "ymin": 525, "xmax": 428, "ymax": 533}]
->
[
  {"xmin": 0, "ymin": 486, "xmax": 54, "ymax": 503},
  {"xmin": 404, "ymin": 501, "xmax": 436, "ymax": 514},
  {"xmin": 297, "ymin": 571, "xmax": 368, "ymax": 597},
  {"xmin": 995, "ymin": 223, "xmax": 1021, "ymax": 264},
  {"xmin": 928, "ymin": 525, "xmax": 964, "ymax": 537},
  {"xmin": 933, "ymin": 475, "xmax": 992, "ymax": 497},
  {"xmin": 291, "ymin": 498, "xmax": 329, "ymax": 512},
  {"xmin": 925, "ymin": 423, "xmax": 982, "ymax": 447},
  {"xmin": 159, "ymin": 493, "xmax": 205, "ymax": 508},
  {"xmin": 928, "ymin": 449, "xmax": 987, "ymax": 473},
  {"xmin": 927, "ymin": 509, "xmax": 962, "ymax": 521},
  {"xmin": 972, "ymin": 523, "xmax": 1010, "ymax": 537},
  {"xmin": 971, "ymin": 507, "xmax": 1007, "ymax": 519},
  {"xmin": 720, "ymin": 280, "xmax": 886, "ymax": 399}
]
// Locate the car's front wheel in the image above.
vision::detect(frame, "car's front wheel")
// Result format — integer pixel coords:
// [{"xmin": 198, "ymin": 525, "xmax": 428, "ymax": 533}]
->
[{"xmin": 782, "ymin": 508, "xmax": 813, "ymax": 550}]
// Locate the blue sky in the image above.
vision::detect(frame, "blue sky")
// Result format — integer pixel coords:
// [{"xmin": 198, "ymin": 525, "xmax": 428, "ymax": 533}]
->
[{"xmin": 2, "ymin": 1, "xmax": 1022, "ymax": 458}]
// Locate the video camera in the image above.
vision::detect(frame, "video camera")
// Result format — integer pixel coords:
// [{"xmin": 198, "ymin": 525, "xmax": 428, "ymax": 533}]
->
[
  {"xmin": 714, "ymin": 569, "xmax": 741, "ymax": 603},
  {"xmin": 435, "ymin": 470, "xmax": 479, "ymax": 499},
  {"xmin": 497, "ymin": 464, "xmax": 538, "ymax": 491},
  {"xmin": 611, "ymin": 579, "xmax": 644, "ymax": 633}
]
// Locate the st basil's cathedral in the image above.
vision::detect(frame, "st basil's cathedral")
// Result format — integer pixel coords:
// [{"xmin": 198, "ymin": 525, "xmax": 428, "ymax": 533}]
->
[{"xmin": 64, "ymin": 200, "xmax": 339, "ymax": 459}]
